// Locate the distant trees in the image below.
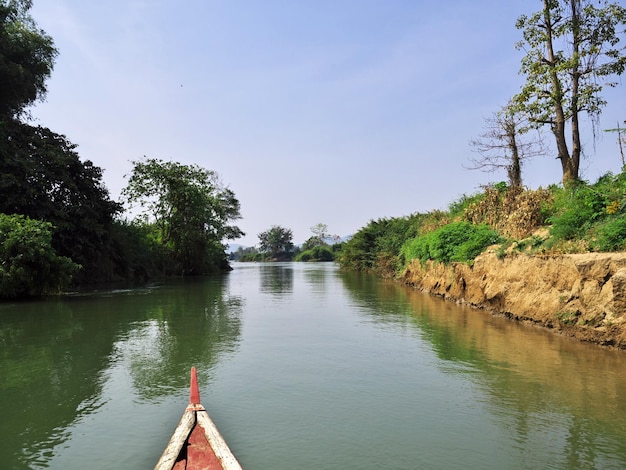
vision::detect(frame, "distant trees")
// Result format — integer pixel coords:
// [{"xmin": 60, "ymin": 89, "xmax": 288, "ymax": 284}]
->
[
  {"xmin": 302, "ymin": 223, "xmax": 329, "ymax": 251},
  {"xmin": 257, "ymin": 225, "xmax": 294, "ymax": 260},
  {"xmin": 122, "ymin": 158, "xmax": 244, "ymax": 275},
  {"xmin": 297, "ymin": 223, "xmax": 342, "ymax": 262},
  {"xmin": 514, "ymin": 0, "xmax": 626, "ymax": 184}
]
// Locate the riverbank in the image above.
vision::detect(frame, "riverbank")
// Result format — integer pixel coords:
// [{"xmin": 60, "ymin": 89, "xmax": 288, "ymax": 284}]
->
[{"xmin": 401, "ymin": 251, "xmax": 626, "ymax": 349}]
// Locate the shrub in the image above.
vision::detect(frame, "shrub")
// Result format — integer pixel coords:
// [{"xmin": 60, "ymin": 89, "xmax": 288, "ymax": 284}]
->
[
  {"xmin": 550, "ymin": 181, "xmax": 609, "ymax": 241},
  {"xmin": 0, "ymin": 214, "xmax": 79, "ymax": 298},
  {"xmin": 593, "ymin": 215, "xmax": 626, "ymax": 252},
  {"xmin": 401, "ymin": 221, "xmax": 502, "ymax": 265},
  {"xmin": 463, "ymin": 185, "xmax": 553, "ymax": 239},
  {"xmin": 338, "ymin": 215, "xmax": 423, "ymax": 272},
  {"xmin": 295, "ymin": 245, "xmax": 334, "ymax": 262}
]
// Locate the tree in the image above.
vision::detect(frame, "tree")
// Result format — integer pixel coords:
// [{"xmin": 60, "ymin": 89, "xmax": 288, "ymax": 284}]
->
[
  {"xmin": 514, "ymin": 0, "xmax": 626, "ymax": 184},
  {"xmin": 0, "ymin": 120, "xmax": 121, "ymax": 283},
  {"xmin": 122, "ymin": 158, "xmax": 244, "ymax": 274},
  {"xmin": 257, "ymin": 225, "xmax": 294, "ymax": 260},
  {"xmin": 302, "ymin": 223, "xmax": 329, "ymax": 251},
  {"xmin": 468, "ymin": 103, "xmax": 545, "ymax": 189},
  {"xmin": 0, "ymin": 213, "xmax": 78, "ymax": 298},
  {"xmin": 0, "ymin": 0, "xmax": 57, "ymax": 118}
]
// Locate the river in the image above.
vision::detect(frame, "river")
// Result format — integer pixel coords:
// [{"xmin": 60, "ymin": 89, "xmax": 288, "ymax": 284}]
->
[{"xmin": 1, "ymin": 262, "xmax": 625, "ymax": 469}]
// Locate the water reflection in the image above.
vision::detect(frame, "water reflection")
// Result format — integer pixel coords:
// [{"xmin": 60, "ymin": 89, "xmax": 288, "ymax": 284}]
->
[
  {"xmin": 0, "ymin": 274, "xmax": 242, "ymax": 469},
  {"xmin": 259, "ymin": 263, "xmax": 294, "ymax": 295},
  {"xmin": 302, "ymin": 263, "xmax": 333, "ymax": 293},
  {"xmin": 123, "ymin": 276, "xmax": 243, "ymax": 400},
  {"xmin": 339, "ymin": 269, "xmax": 626, "ymax": 468}
]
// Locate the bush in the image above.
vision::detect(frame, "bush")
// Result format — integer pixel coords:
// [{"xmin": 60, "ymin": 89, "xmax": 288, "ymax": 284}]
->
[
  {"xmin": 0, "ymin": 214, "xmax": 79, "ymax": 298},
  {"xmin": 401, "ymin": 221, "xmax": 502, "ymax": 265},
  {"xmin": 295, "ymin": 245, "xmax": 334, "ymax": 262},
  {"xmin": 593, "ymin": 215, "xmax": 626, "ymax": 252},
  {"xmin": 549, "ymin": 182, "xmax": 608, "ymax": 241},
  {"xmin": 338, "ymin": 214, "xmax": 423, "ymax": 272}
]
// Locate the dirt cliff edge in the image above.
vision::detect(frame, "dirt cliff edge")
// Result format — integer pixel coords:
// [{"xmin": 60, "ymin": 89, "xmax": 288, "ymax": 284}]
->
[{"xmin": 401, "ymin": 252, "xmax": 626, "ymax": 349}]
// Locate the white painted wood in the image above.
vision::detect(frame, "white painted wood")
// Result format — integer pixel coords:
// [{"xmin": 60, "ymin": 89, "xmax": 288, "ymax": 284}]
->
[
  {"xmin": 154, "ymin": 408, "xmax": 196, "ymax": 470},
  {"xmin": 197, "ymin": 410, "xmax": 243, "ymax": 470}
]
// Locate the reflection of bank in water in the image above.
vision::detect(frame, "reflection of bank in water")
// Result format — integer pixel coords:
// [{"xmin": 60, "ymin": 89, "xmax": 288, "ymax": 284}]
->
[{"xmin": 259, "ymin": 262, "xmax": 294, "ymax": 295}]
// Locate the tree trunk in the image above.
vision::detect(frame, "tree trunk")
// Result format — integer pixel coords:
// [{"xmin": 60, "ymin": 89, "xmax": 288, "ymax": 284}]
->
[
  {"xmin": 569, "ymin": 0, "xmax": 582, "ymax": 182},
  {"xmin": 543, "ymin": 0, "xmax": 574, "ymax": 184},
  {"xmin": 505, "ymin": 120, "xmax": 522, "ymax": 189}
]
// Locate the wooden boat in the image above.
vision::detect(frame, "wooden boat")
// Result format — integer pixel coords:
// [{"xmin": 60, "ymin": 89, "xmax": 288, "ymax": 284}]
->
[{"xmin": 154, "ymin": 367, "xmax": 243, "ymax": 470}]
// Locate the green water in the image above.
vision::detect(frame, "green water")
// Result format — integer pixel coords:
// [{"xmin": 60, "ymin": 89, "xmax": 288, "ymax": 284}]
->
[{"xmin": 1, "ymin": 262, "xmax": 625, "ymax": 469}]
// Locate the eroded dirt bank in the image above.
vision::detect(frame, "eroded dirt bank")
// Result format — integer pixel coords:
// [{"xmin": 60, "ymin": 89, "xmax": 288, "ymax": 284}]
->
[{"xmin": 401, "ymin": 251, "xmax": 626, "ymax": 349}]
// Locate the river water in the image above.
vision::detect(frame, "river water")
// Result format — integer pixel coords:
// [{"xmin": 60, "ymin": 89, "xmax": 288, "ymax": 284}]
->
[{"xmin": 1, "ymin": 262, "xmax": 625, "ymax": 469}]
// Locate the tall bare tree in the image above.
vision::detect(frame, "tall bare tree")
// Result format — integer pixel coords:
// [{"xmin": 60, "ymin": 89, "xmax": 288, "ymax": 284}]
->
[
  {"xmin": 514, "ymin": 0, "xmax": 626, "ymax": 184},
  {"xmin": 468, "ymin": 104, "xmax": 545, "ymax": 189}
]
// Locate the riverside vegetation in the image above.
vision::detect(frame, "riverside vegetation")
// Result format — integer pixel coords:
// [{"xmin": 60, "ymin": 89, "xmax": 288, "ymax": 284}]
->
[
  {"xmin": 337, "ymin": 174, "xmax": 626, "ymax": 348},
  {"xmin": 2, "ymin": 0, "xmax": 626, "ymax": 307}
]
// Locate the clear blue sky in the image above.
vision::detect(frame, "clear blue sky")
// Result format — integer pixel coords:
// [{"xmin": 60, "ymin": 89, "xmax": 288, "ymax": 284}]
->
[{"xmin": 30, "ymin": 0, "xmax": 626, "ymax": 247}]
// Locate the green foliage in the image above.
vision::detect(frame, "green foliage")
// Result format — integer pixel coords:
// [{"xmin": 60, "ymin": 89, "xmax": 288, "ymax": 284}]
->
[
  {"xmin": 338, "ymin": 215, "xmax": 422, "ymax": 273},
  {"xmin": 0, "ymin": 120, "xmax": 122, "ymax": 283},
  {"xmin": 0, "ymin": 0, "xmax": 58, "ymax": 118},
  {"xmin": 295, "ymin": 245, "xmax": 334, "ymax": 262},
  {"xmin": 514, "ymin": 0, "xmax": 626, "ymax": 182},
  {"xmin": 122, "ymin": 157, "xmax": 243, "ymax": 275},
  {"xmin": 401, "ymin": 222, "xmax": 502, "ymax": 265},
  {"xmin": 107, "ymin": 219, "xmax": 168, "ymax": 282},
  {"xmin": 0, "ymin": 213, "xmax": 78, "ymax": 298},
  {"xmin": 257, "ymin": 225, "xmax": 294, "ymax": 259},
  {"xmin": 554, "ymin": 310, "xmax": 580, "ymax": 326},
  {"xmin": 549, "ymin": 175, "xmax": 623, "ymax": 242},
  {"xmin": 448, "ymin": 192, "xmax": 485, "ymax": 219},
  {"xmin": 593, "ymin": 215, "xmax": 626, "ymax": 252}
]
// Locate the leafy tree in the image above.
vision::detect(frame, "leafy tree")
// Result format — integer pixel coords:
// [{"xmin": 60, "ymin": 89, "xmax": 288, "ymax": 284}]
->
[
  {"xmin": 0, "ymin": 0, "xmax": 57, "ymax": 118},
  {"xmin": 0, "ymin": 213, "xmax": 78, "ymax": 298},
  {"xmin": 310, "ymin": 223, "xmax": 329, "ymax": 242},
  {"xmin": 257, "ymin": 225, "xmax": 294, "ymax": 260},
  {"xmin": 514, "ymin": 0, "xmax": 626, "ymax": 184},
  {"xmin": 0, "ymin": 121, "xmax": 121, "ymax": 283},
  {"xmin": 468, "ymin": 103, "xmax": 545, "ymax": 189},
  {"xmin": 301, "ymin": 223, "xmax": 328, "ymax": 251},
  {"xmin": 122, "ymin": 157, "xmax": 243, "ymax": 274}
]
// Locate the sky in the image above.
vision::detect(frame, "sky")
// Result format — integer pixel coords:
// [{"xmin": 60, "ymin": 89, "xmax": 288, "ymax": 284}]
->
[{"xmin": 29, "ymin": 0, "xmax": 626, "ymax": 247}]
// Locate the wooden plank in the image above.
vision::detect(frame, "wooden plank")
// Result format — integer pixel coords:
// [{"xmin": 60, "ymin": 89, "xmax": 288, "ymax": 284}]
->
[
  {"xmin": 186, "ymin": 420, "xmax": 223, "ymax": 468},
  {"xmin": 197, "ymin": 410, "xmax": 243, "ymax": 470},
  {"xmin": 154, "ymin": 408, "xmax": 196, "ymax": 470}
]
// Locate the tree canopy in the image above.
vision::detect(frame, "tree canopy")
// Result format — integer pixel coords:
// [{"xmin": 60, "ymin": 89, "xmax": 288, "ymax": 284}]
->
[
  {"xmin": 0, "ymin": 120, "xmax": 121, "ymax": 283},
  {"xmin": 122, "ymin": 158, "xmax": 244, "ymax": 275},
  {"xmin": 0, "ymin": 0, "xmax": 57, "ymax": 118},
  {"xmin": 257, "ymin": 225, "xmax": 294, "ymax": 260},
  {"xmin": 514, "ymin": 0, "xmax": 626, "ymax": 183}
]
